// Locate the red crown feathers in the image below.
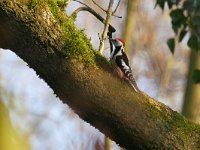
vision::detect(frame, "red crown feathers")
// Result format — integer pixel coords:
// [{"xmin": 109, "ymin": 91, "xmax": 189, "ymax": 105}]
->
[{"xmin": 115, "ymin": 38, "xmax": 125, "ymax": 45}]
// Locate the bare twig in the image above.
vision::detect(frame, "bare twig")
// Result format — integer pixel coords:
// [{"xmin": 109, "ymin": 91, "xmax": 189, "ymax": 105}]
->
[
  {"xmin": 99, "ymin": 0, "xmax": 114, "ymax": 54},
  {"xmin": 112, "ymin": 0, "xmax": 122, "ymax": 18},
  {"xmin": 92, "ymin": 0, "xmax": 106, "ymax": 12},
  {"xmin": 72, "ymin": 0, "xmax": 90, "ymax": 8},
  {"xmin": 113, "ymin": 0, "xmax": 121, "ymax": 13},
  {"xmin": 92, "ymin": 0, "xmax": 122, "ymax": 18},
  {"xmin": 71, "ymin": 7, "xmax": 116, "ymax": 33},
  {"xmin": 112, "ymin": 13, "xmax": 122, "ymax": 18}
]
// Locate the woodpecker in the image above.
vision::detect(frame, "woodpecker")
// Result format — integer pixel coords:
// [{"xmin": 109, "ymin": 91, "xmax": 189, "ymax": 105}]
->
[{"xmin": 109, "ymin": 38, "xmax": 140, "ymax": 92}]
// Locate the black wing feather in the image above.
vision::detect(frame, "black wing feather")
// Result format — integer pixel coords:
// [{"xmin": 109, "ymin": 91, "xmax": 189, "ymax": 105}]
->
[{"xmin": 115, "ymin": 54, "xmax": 140, "ymax": 92}]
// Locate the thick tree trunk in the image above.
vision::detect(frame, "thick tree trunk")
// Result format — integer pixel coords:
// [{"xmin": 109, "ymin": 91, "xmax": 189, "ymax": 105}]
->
[
  {"xmin": 182, "ymin": 51, "xmax": 200, "ymax": 124},
  {"xmin": 123, "ymin": 0, "xmax": 138, "ymax": 52},
  {"xmin": 0, "ymin": 1, "xmax": 200, "ymax": 149}
]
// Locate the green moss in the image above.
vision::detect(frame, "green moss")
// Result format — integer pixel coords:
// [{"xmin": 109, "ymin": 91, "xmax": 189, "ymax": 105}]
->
[
  {"xmin": 44, "ymin": 7, "xmax": 96, "ymax": 65},
  {"xmin": 56, "ymin": 0, "xmax": 65, "ymax": 6},
  {"xmin": 63, "ymin": 27, "xmax": 96, "ymax": 64},
  {"xmin": 28, "ymin": 0, "xmax": 110, "ymax": 67},
  {"xmin": 46, "ymin": 1, "xmax": 98, "ymax": 65},
  {"xmin": 47, "ymin": 0, "xmax": 59, "ymax": 17},
  {"xmin": 29, "ymin": 0, "xmax": 38, "ymax": 8},
  {"xmin": 60, "ymin": 19, "xmax": 112, "ymax": 68},
  {"xmin": 40, "ymin": 0, "xmax": 95, "ymax": 64},
  {"xmin": 70, "ymin": 12, "xmax": 77, "ymax": 22},
  {"xmin": 47, "ymin": 0, "xmax": 70, "ymax": 16},
  {"xmin": 94, "ymin": 51, "xmax": 110, "ymax": 66},
  {"xmin": 29, "ymin": 0, "xmax": 59, "ymax": 15},
  {"xmin": 57, "ymin": 0, "xmax": 69, "ymax": 10}
]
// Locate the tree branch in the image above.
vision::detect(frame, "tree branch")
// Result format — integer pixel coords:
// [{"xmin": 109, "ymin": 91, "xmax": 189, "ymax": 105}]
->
[
  {"xmin": 71, "ymin": 6, "xmax": 116, "ymax": 33},
  {"xmin": 113, "ymin": 0, "xmax": 121, "ymax": 13},
  {"xmin": 0, "ymin": 1, "xmax": 200, "ymax": 150},
  {"xmin": 91, "ymin": 0, "xmax": 122, "ymax": 18},
  {"xmin": 99, "ymin": 0, "xmax": 114, "ymax": 54},
  {"xmin": 92, "ymin": 0, "xmax": 107, "ymax": 12}
]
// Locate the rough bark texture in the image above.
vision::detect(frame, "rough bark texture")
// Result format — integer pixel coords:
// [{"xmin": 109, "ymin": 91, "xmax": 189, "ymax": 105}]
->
[{"xmin": 0, "ymin": 0, "xmax": 200, "ymax": 149}]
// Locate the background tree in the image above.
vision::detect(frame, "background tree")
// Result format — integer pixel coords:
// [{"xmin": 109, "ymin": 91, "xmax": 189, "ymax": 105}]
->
[{"xmin": 156, "ymin": 0, "xmax": 200, "ymax": 124}]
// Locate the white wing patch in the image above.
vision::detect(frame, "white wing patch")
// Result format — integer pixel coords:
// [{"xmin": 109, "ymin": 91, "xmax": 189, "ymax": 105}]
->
[
  {"xmin": 110, "ymin": 49, "xmax": 122, "ymax": 59},
  {"xmin": 121, "ymin": 60, "xmax": 129, "ymax": 70}
]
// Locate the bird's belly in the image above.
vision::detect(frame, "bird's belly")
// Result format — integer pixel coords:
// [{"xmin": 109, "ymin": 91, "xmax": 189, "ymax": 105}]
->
[{"xmin": 110, "ymin": 59, "xmax": 124, "ymax": 78}]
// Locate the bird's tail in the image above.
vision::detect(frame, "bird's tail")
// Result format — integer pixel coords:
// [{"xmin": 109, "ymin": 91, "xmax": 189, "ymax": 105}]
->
[{"xmin": 125, "ymin": 73, "xmax": 140, "ymax": 93}]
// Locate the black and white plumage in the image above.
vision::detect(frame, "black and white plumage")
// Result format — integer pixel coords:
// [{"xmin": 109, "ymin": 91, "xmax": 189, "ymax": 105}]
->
[{"xmin": 109, "ymin": 38, "xmax": 140, "ymax": 92}]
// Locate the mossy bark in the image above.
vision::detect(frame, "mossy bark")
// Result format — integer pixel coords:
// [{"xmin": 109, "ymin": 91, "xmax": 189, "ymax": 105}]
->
[{"xmin": 0, "ymin": 0, "xmax": 200, "ymax": 149}]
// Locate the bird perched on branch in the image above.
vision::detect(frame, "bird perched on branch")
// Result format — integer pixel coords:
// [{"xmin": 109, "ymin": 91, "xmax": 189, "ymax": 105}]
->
[{"xmin": 109, "ymin": 38, "xmax": 140, "ymax": 92}]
